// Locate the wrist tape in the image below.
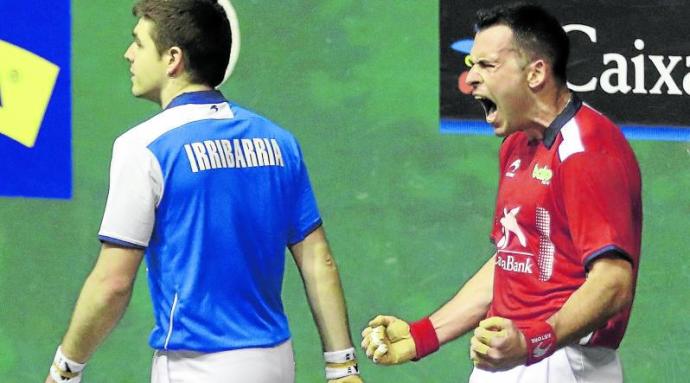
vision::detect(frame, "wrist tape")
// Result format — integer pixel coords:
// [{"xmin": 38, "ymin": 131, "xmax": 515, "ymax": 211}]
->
[
  {"xmin": 409, "ymin": 317, "xmax": 440, "ymax": 361},
  {"xmin": 324, "ymin": 347, "xmax": 359, "ymax": 380},
  {"xmin": 50, "ymin": 346, "xmax": 86, "ymax": 382},
  {"xmin": 521, "ymin": 321, "xmax": 557, "ymax": 365}
]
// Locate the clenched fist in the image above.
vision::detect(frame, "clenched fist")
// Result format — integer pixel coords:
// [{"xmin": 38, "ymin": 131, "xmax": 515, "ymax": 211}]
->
[{"xmin": 361, "ymin": 315, "xmax": 417, "ymax": 365}]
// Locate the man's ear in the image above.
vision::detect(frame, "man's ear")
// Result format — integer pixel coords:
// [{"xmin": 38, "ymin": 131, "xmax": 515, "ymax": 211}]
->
[
  {"xmin": 166, "ymin": 46, "xmax": 185, "ymax": 77},
  {"xmin": 526, "ymin": 59, "xmax": 547, "ymax": 89}
]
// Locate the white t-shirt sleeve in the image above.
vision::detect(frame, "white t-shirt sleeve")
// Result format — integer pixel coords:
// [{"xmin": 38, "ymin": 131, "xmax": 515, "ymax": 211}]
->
[{"xmin": 98, "ymin": 137, "xmax": 163, "ymax": 248}]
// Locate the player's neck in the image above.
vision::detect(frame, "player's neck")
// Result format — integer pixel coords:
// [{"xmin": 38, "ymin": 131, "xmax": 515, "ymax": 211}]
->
[
  {"xmin": 159, "ymin": 80, "xmax": 213, "ymax": 109},
  {"xmin": 524, "ymin": 87, "xmax": 571, "ymax": 141}
]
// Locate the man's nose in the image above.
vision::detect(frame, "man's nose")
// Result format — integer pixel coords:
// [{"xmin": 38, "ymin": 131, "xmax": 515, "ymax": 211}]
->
[
  {"xmin": 465, "ymin": 65, "xmax": 480, "ymax": 88},
  {"xmin": 124, "ymin": 44, "xmax": 134, "ymax": 62}
]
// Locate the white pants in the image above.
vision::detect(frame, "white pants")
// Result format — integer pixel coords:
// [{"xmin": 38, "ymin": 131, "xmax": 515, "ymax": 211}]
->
[
  {"xmin": 469, "ymin": 345, "xmax": 622, "ymax": 383},
  {"xmin": 151, "ymin": 340, "xmax": 295, "ymax": 383}
]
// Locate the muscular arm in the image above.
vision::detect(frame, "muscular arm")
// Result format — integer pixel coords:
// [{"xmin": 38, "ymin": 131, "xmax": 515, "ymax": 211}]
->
[
  {"xmin": 470, "ymin": 253, "xmax": 634, "ymax": 370},
  {"xmin": 429, "ymin": 254, "xmax": 495, "ymax": 345},
  {"xmin": 547, "ymin": 254, "xmax": 634, "ymax": 347},
  {"xmin": 60, "ymin": 243, "xmax": 144, "ymax": 362},
  {"xmin": 289, "ymin": 226, "xmax": 354, "ymax": 351}
]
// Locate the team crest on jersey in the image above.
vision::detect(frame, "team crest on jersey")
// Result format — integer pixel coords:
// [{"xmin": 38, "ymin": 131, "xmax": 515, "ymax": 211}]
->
[
  {"xmin": 532, "ymin": 164, "xmax": 553, "ymax": 185},
  {"xmin": 505, "ymin": 159, "xmax": 521, "ymax": 177}
]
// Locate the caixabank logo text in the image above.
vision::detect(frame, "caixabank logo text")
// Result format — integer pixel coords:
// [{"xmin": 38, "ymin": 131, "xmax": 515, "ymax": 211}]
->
[
  {"xmin": 0, "ymin": 1, "xmax": 72, "ymax": 198},
  {"xmin": 450, "ymin": 26, "xmax": 690, "ymax": 97}
]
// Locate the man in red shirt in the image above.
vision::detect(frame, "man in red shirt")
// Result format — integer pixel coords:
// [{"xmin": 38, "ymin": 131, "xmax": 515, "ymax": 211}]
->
[{"xmin": 361, "ymin": 3, "xmax": 641, "ymax": 382}]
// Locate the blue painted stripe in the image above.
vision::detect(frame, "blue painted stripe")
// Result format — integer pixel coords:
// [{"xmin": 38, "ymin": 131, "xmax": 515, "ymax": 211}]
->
[
  {"xmin": 440, "ymin": 119, "xmax": 493, "ymax": 136},
  {"xmin": 440, "ymin": 119, "xmax": 690, "ymax": 142}
]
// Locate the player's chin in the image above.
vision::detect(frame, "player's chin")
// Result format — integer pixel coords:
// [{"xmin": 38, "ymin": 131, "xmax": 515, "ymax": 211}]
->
[
  {"xmin": 492, "ymin": 121, "xmax": 516, "ymax": 137},
  {"xmin": 492, "ymin": 124, "xmax": 508, "ymax": 137},
  {"xmin": 131, "ymin": 87, "xmax": 153, "ymax": 100}
]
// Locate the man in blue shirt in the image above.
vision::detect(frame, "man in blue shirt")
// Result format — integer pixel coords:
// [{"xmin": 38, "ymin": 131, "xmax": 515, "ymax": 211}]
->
[{"xmin": 45, "ymin": 1, "xmax": 362, "ymax": 382}]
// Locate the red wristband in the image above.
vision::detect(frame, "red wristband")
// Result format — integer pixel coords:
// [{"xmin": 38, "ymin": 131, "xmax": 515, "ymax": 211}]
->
[
  {"xmin": 520, "ymin": 321, "xmax": 557, "ymax": 365},
  {"xmin": 409, "ymin": 317, "xmax": 440, "ymax": 361}
]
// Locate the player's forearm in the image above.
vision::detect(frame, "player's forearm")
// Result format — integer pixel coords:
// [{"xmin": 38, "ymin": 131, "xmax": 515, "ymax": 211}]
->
[
  {"xmin": 60, "ymin": 271, "xmax": 135, "ymax": 362},
  {"xmin": 299, "ymin": 246, "xmax": 354, "ymax": 351},
  {"xmin": 547, "ymin": 255, "xmax": 634, "ymax": 347},
  {"xmin": 430, "ymin": 255, "xmax": 495, "ymax": 345}
]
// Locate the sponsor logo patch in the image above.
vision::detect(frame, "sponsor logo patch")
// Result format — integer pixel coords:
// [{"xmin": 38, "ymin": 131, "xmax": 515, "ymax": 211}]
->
[{"xmin": 532, "ymin": 164, "xmax": 553, "ymax": 185}]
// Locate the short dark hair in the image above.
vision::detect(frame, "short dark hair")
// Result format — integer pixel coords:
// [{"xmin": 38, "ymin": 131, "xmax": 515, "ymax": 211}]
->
[
  {"xmin": 133, "ymin": 0, "xmax": 232, "ymax": 87},
  {"xmin": 475, "ymin": 3, "xmax": 569, "ymax": 84}
]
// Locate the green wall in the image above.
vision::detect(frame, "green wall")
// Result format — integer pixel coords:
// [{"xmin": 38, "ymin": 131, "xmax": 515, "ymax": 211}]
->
[{"xmin": 1, "ymin": 1, "xmax": 688, "ymax": 381}]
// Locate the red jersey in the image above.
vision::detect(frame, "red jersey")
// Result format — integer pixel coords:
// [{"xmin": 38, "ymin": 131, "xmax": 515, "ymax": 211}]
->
[{"xmin": 488, "ymin": 95, "xmax": 642, "ymax": 349}]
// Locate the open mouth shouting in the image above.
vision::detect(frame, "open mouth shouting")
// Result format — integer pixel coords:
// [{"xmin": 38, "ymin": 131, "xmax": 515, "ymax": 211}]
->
[{"xmin": 475, "ymin": 96, "xmax": 498, "ymax": 124}]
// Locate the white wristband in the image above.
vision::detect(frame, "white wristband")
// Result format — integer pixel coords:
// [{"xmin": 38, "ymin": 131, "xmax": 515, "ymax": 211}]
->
[
  {"xmin": 325, "ymin": 364, "xmax": 359, "ymax": 380},
  {"xmin": 324, "ymin": 347, "xmax": 356, "ymax": 363},
  {"xmin": 50, "ymin": 346, "xmax": 85, "ymax": 382},
  {"xmin": 324, "ymin": 347, "xmax": 358, "ymax": 380}
]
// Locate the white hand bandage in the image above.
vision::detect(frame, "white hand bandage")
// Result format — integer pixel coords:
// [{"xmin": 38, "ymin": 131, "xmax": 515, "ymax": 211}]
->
[
  {"xmin": 369, "ymin": 326, "xmax": 389, "ymax": 362},
  {"xmin": 49, "ymin": 346, "xmax": 86, "ymax": 383}
]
